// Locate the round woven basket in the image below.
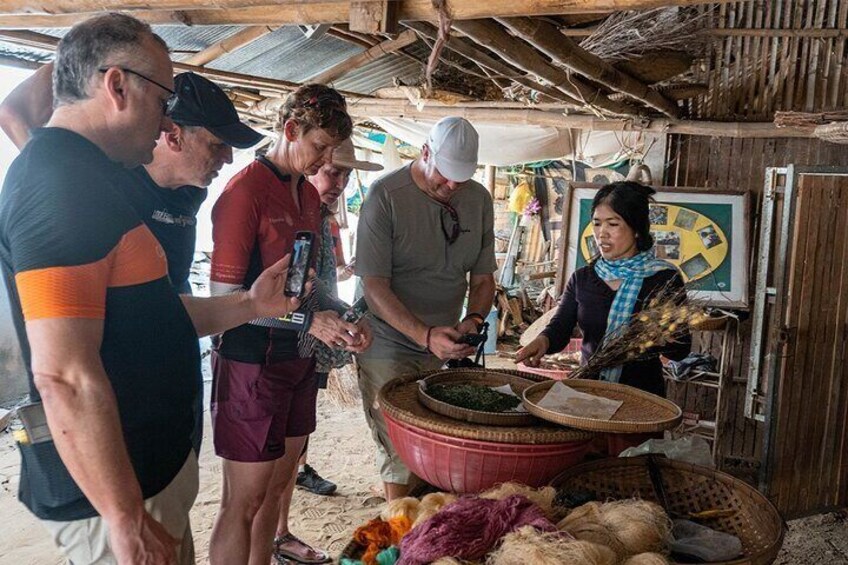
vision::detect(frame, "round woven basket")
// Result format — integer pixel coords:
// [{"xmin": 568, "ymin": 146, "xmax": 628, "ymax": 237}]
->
[
  {"xmin": 690, "ymin": 314, "xmax": 729, "ymax": 332},
  {"xmin": 379, "ymin": 369, "xmax": 593, "ymax": 444},
  {"xmin": 417, "ymin": 370, "xmax": 538, "ymax": 426},
  {"xmin": 550, "ymin": 456, "xmax": 785, "ymax": 565},
  {"xmin": 522, "ymin": 379, "xmax": 683, "ymax": 433}
]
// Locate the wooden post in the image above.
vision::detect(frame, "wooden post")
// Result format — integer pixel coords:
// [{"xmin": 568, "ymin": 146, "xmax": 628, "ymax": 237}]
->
[
  {"xmin": 452, "ymin": 19, "xmax": 637, "ymax": 117},
  {"xmin": 349, "ymin": 1, "xmax": 399, "ymax": 35},
  {"xmin": 184, "ymin": 25, "xmax": 277, "ymax": 66},
  {"xmin": 308, "ymin": 29, "xmax": 417, "ymax": 85},
  {"xmin": 497, "ymin": 17, "xmax": 681, "ymax": 118},
  {"xmin": 485, "ymin": 165, "xmax": 496, "ymax": 197}
]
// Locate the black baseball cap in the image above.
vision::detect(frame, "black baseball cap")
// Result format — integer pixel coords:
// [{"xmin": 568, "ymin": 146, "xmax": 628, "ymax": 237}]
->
[{"xmin": 169, "ymin": 72, "xmax": 264, "ymax": 149}]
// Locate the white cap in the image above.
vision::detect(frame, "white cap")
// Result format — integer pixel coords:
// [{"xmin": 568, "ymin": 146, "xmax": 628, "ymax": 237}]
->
[{"xmin": 427, "ymin": 117, "xmax": 479, "ymax": 182}]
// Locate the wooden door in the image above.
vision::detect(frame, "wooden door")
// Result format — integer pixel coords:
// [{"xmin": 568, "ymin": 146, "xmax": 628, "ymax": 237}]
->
[{"xmin": 766, "ymin": 172, "xmax": 848, "ymax": 518}]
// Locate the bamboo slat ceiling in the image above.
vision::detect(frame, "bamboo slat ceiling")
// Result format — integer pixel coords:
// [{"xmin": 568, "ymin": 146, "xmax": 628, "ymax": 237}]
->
[
  {"xmin": 687, "ymin": 0, "xmax": 848, "ymax": 120},
  {"xmin": 0, "ymin": 0, "xmax": 845, "ymax": 133}
]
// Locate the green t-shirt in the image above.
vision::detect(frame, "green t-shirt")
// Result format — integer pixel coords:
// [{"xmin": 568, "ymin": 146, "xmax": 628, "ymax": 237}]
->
[{"xmin": 355, "ymin": 164, "xmax": 496, "ymax": 359}]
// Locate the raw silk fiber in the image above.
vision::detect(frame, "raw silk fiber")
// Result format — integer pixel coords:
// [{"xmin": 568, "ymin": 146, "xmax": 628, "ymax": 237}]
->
[{"xmin": 397, "ymin": 494, "xmax": 556, "ymax": 565}]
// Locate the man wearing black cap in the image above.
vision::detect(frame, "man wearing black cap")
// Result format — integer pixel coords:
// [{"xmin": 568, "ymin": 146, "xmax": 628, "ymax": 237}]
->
[
  {"xmin": 0, "ymin": 67, "xmax": 264, "ymax": 294},
  {"xmin": 0, "ymin": 68, "xmax": 265, "ymax": 459}
]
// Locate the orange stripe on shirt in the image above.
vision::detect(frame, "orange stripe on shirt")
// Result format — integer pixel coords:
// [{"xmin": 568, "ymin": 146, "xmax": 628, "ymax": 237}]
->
[
  {"xmin": 16, "ymin": 225, "xmax": 168, "ymax": 321},
  {"xmin": 109, "ymin": 224, "xmax": 168, "ymax": 288},
  {"xmin": 16, "ymin": 259, "xmax": 111, "ymax": 320}
]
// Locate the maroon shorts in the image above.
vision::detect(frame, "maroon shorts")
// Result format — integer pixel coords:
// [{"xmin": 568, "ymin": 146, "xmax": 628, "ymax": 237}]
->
[{"xmin": 211, "ymin": 353, "xmax": 318, "ymax": 462}]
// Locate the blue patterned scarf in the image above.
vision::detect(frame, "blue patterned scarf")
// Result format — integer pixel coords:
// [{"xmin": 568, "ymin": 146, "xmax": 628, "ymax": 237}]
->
[{"xmin": 594, "ymin": 249, "xmax": 670, "ymax": 382}]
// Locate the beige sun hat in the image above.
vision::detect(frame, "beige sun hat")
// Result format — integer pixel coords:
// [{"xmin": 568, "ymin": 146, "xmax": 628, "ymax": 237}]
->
[{"xmin": 332, "ymin": 138, "xmax": 383, "ymax": 171}]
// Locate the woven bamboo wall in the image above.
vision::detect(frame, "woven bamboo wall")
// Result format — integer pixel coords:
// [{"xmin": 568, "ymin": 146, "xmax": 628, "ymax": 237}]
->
[
  {"xmin": 687, "ymin": 0, "xmax": 848, "ymax": 120},
  {"xmin": 663, "ymin": 134, "xmax": 848, "ymax": 482}
]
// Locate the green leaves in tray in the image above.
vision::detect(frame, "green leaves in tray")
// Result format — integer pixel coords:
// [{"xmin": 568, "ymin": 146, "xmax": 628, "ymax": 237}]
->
[{"xmin": 427, "ymin": 383, "xmax": 521, "ymax": 413}]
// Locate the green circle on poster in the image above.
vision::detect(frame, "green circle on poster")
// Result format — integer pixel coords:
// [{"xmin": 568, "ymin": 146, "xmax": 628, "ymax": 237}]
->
[{"xmin": 580, "ymin": 203, "xmax": 729, "ymax": 283}]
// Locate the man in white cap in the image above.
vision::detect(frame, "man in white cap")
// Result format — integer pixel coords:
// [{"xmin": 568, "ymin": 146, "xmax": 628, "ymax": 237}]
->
[{"xmin": 355, "ymin": 117, "xmax": 496, "ymax": 501}]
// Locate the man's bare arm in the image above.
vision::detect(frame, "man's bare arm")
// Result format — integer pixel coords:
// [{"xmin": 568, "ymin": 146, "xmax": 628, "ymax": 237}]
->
[
  {"xmin": 181, "ymin": 254, "xmax": 302, "ymax": 337},
  {"xmin": 456, "ymin": 273, "xmax": 495, "ymax": 334},
  {"xmin": 363, "ymin": 276, "xmax": 473, "ymax": 360},
  {"xmin": 0, "ymin": 62, "xmax": 54, "ymax": 149},
  {"xmin": 27, "ymin": 317, "xmax": 178, "ymax": 563}
]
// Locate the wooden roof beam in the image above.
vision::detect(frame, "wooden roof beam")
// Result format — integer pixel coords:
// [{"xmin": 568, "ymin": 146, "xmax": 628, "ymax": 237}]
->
[
  {"xmin": 497, "ymin": 17, "xmax": 680, "ymax": 118},
  {"xmin": 349, "ymin": 1, "xmax": 398, "ymax": 34},
  {"xmin": 451, "ymin": 19, "xmax": 636, "ymax": 117},
  {"xmin": 184, "ymin": 25, "xmax": 278, "ymax": 66},
  {"xmin": 0, "ymin": 1, "xmax": 741, "ymax": 29},
  {"xmin": 308, "ymin": 28, "xmax": 417, "ymax": 85},
  {"xmin": 403, "ymin": 20, "xmax": 576, "ymax": 106}
]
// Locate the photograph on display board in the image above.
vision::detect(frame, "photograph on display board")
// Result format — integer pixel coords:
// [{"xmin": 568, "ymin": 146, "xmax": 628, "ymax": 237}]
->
[
  {"xmin": 562, "ymin": 184, "xmax": 750, "ymax": 308},
  {"xmin": 649, "ymin": 204, "xmax": 669, "ymax": 226}
]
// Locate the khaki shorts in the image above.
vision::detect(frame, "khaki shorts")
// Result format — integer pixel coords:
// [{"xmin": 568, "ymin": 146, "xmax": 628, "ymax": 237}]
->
[
  {"xmin": 357, "ymin": 355, "xmax": 442, "ymax": 485},
  {"xmin": 41, "ymin": 452, "xmax": 199, "ymax": 565}
]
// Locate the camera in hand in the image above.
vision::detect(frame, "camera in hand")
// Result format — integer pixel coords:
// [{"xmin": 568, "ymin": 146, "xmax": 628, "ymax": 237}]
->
[
  {"xmin": 284, "ymin": 231, "xmax": 315, "ymax": 298},
  {"xmin": 341, "ymin": 296, "xmax": 369, "ymax": 324},
  {"xmin": 458, "ymin": 333, "xmax": 486, "ymax": 347}
]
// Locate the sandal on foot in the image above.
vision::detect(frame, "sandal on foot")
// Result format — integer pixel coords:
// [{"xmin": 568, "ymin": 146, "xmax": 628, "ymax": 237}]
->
[{"xmin": 273, "ymin": 533, "xmax": 331, "ymax": 565}]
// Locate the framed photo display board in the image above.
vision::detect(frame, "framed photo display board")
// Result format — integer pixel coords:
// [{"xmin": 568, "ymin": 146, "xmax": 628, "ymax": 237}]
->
[{"xmin": 560, "ymin": 183, "xmax": 750, "ymax": 308}]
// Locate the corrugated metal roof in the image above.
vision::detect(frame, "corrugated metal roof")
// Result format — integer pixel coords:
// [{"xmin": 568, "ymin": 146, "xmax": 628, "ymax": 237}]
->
[
  {"xmin": 334, "ymin": 52, "xmax": 422, "ymax": 95},
  {"xmin": 24, "ymin": 24, "xmax": 418, "ymax": 95},
  {"xmin": 208, "ymin": 25, "xmax": 362, "ymax": 84}
]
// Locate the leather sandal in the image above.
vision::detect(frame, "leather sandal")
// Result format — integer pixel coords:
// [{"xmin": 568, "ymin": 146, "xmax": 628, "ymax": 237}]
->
[{"xmin": 273, "ymin": 533, "xmax": 331, "ymax": 565}]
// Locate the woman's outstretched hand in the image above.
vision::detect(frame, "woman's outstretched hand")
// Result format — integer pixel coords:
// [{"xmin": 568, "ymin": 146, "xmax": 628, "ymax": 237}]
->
[{"xmin": 515, "ymin": 335, "xmax": 550, "ymax": 367}]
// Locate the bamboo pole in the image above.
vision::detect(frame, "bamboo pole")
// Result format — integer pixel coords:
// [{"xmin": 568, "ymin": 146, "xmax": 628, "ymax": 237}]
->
[
  {"xmin": 184, "ymin": 25, "xmax": 278, "ymax": 66},
  {"xmin": 451, "ymin": 19, "xmax": 637, "ymax": 117},
  {"xmin": 308, "ymin": 29, "xmax": 418, "ymax": 84},
  {"xmin": 404, "ymin": 21, "xmax": 577, "ymax": 106},
  {"xmin": 497, "ymin": 16, "xmax": 680, "ymax": 118},
  {"xmin": 0, "ymin": 1, "xmax": 739, "ymax": 28},
  {"xmin": 346, "ymin": 100, "xmax": 818, "ymax": 138}
]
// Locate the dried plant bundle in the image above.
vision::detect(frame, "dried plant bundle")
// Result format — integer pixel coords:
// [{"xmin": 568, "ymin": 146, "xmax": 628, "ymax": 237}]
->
[
  {"xmin": 570, "ymin": 282, "xmax": 705, "ymax": 380},
  {"xmin": 774, "ymin": 110, "xmax": 848, "ymax": 128},
  {"xmin": 325, "ymin": 364, "xmax": 361, "ymax": 408},
  {"xmin": 580, "ymin": 8, "xmax": 711, "ymax": 64}
]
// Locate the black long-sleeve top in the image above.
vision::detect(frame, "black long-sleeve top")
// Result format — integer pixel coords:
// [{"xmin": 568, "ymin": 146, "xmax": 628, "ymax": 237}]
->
[{"xmin": 541, "ymin": 264, "xmax": 692, "ymax": 397}]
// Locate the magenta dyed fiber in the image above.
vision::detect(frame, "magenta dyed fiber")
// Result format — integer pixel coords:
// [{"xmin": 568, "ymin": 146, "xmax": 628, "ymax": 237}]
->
[{"xmin": 397, "ymin": 494, "xmax": 556, "ymax": 565}]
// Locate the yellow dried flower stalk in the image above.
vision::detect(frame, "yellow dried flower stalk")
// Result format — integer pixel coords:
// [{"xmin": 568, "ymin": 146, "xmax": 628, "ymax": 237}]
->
[{"xmin": 570, "ymin": 282, "xmax": 706, "ymax": 379}]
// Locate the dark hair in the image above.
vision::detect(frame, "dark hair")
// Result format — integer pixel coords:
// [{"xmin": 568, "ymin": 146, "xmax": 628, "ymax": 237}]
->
[
  {"xmin": 277, "ymin": 83, "xmax": 352, "ymax": 142},
  {"xmin": 54, "ymin": 13, "xmax": 168, "ymax": 106},
  {"xmin": 591, "ymin": 181, "xmax": 655, "ymax": 252}
]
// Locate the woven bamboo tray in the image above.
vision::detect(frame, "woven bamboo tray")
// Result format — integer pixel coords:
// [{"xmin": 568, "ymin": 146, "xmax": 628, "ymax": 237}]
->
[
  {"xmin": 522, "ymin": 379, "xmax": 682, "ymax": 433},
  {"xmin": 417, "ymin": 370, "xmax": 538, "ymax": 426},
  {"xmin": 550, "ymin": 456, "xmax": 785, "ymax": 565},
  {"xmin": 379, "ymin": 369, "xmax": 593, "ymax": 444}
]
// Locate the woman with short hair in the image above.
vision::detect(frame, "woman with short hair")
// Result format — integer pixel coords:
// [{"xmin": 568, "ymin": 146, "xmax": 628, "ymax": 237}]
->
[{"xmin": 208, "ymin": 84, "xmax": 371, "ymax": 565}]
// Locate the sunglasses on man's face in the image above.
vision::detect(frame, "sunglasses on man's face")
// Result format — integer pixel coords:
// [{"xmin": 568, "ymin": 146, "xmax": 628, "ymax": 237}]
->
[
  {"xmin": 439, "ymin": 203, "xmax": 469, "ymax": 245},
  {"xmin": 98, "ymin": 67, "xmax": 179, "ymax": 117}
]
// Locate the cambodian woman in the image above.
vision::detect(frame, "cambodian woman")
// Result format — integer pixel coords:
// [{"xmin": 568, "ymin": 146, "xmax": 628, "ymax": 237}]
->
[{"xmin": 516, "ymin": 181, "xmax": 691, "ymax": 397}]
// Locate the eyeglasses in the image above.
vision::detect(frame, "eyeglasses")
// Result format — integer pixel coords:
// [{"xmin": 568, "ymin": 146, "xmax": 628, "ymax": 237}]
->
[
  {"xmin": 439, "ymin": 203, "xmax": 469, "ymax": 245},
  {"xmin": 98, "ymin": 66, "xmax": 179, "ymax": 117}
]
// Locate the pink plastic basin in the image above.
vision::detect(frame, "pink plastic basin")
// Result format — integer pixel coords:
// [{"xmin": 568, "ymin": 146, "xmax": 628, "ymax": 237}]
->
[{"xmin": 383, "ymin": 411, "xmax": 591, "ymax": 494}]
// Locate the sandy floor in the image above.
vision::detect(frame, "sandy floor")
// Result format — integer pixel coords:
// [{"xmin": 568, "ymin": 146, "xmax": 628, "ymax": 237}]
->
[
  {"xmin": 0, "ymin": 386, "xmax": 384, "ymax": 565},
  {"xmin": 1, "ymin": 360, "xmax": 847, "ymax": 564}
]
